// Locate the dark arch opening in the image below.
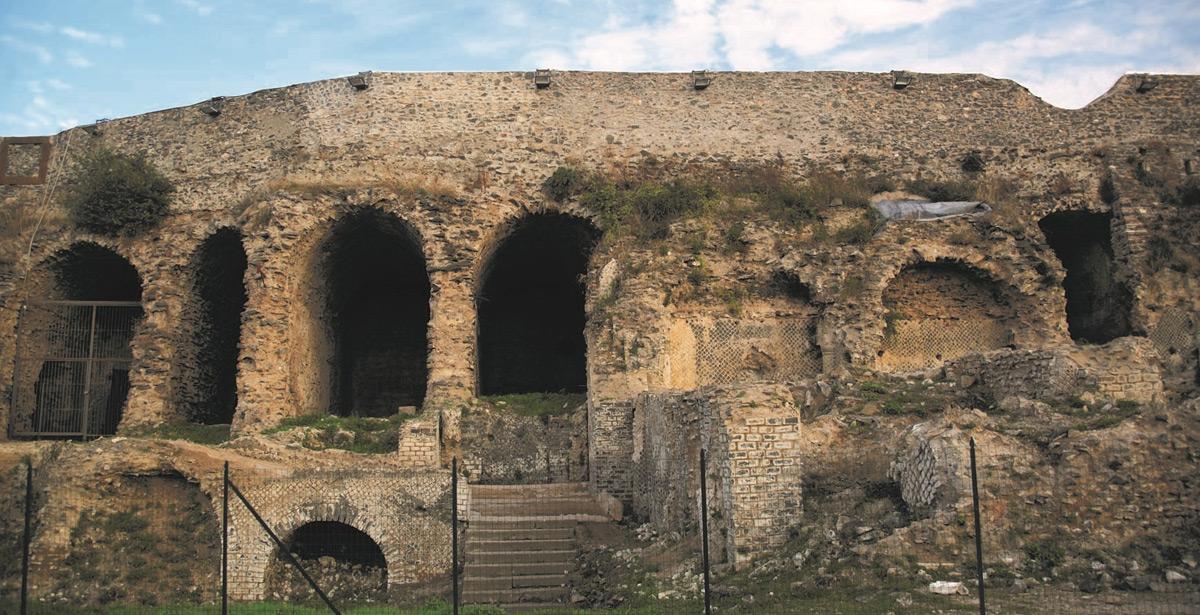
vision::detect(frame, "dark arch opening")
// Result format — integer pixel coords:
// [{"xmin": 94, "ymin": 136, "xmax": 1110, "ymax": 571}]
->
[
  {"xmin": 181, "ymin": 229, "xmax": 247, "ymax": 424},
  {"xmin": 268, "ymin": 521, "xmax": 387, "ymax": 602},
  {"xmin": 326, "ymin": 210, "xmax": 430, "ymax": 416},
  {"xmin": 52, "ymin": 242, "xmax": 143, "ymax": 301},
  {"xmin": 477, "ymin": 213, "xmax": 598, "ymax": 395},
  {"xmin": 26, "ymin": 243, "xmax": 143, "ymax": 437},
  {"xmin": 1039, "ymin": 211, "xmax": 1133, "ymax": 344}
]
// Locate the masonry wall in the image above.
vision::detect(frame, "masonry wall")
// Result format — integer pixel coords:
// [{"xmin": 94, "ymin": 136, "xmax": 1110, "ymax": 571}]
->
[
  {"xmin": 628, "ymin": 384, "xmax": 803, "ymax": 569},
  {"xmin": 0, "ymin": 71, "xmax": 1197, "ymax": 441}
]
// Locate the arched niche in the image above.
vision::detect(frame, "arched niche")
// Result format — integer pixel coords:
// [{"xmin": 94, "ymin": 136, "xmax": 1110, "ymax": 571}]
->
[{"xmin": 476, "ymin": 213, "xmax": 599, "ymax": 395}]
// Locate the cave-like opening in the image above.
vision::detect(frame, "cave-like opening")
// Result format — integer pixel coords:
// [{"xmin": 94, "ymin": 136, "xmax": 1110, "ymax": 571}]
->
[{"xmin": 477, "ymin": 213, "xmax": 598, "ymax": 395}]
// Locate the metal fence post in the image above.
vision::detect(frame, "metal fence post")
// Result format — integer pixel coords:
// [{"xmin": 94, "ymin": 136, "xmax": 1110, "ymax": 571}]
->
[
  {"xmin": 20, "ymin": 460, "xmax": 32, "ymax": 615},
  {"xmin": 700, "ymin": 449, "xmax": 712, "ymax": 615},
  {"xmin": 452, "ymin": 456, "xmax": 460, "ymax": 615},
  {"xmin": 222, "ymin": 461, "xmax": 229, "ymax": 615},
  {"xmin": 970, "ymin": 438, "xmax": 986, "ymax": 615}
]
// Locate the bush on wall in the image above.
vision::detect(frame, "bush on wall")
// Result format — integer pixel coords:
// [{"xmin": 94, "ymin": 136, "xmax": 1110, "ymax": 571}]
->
[{"xmin": 64, "ymin": 148, "xmax": 174, "ymax": 235}]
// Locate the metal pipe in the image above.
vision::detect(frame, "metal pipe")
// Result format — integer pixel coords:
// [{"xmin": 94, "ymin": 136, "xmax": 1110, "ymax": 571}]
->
[
  {"xmin": 700, "ymin": 449, "xmax": 712, "ymax": 615},
  {"xmin": 222, "ymin": 461, "xmax": 229, "ymax": 615},
  {"xmin": 452, "ymin": 456, "xmax": 460, "ymax": 615},
  {"xmin": 970, "ymin": 438, "xmax": 987, "ymax": 615},
  {"xmin": 20, "ymin": 460, "xmax": 32, "ymax": 615}
]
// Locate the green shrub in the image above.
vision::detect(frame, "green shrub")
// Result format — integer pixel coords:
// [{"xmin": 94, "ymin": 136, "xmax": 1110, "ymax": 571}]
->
[
  {"xmin": 1169, "ymin": 177, "xmax": 1200, "ymax": 207},
  {"xmin": 64, "ymin": 148, "xmax": 174, "ymax": 235},
  {"xmin": 542, "ymin": 166, "xmax": 587, "ymax": 202},
  {"xmin": 905, "ymin": 178, "xmax": 977, "ymax": 202},
  {"xmin": 1023, "ymin": 536, "xmax": 1066, "ymax": 574}
]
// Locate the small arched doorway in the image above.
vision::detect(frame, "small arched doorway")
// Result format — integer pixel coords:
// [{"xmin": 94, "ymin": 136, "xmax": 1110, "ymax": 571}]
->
[
  {"xmin": 265, "ymin": 521, "xmax": 388, "ymax": 603},
  {"xmin": 476, "ymin": 213, "xmax": 598, "ymax": 395},
  {"xmin": 15, "ymin": 242, "xmax": 143, "ymax": 437}
]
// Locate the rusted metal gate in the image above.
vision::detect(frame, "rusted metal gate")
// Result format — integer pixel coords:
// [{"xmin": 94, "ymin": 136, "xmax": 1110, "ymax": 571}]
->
[{"xmin": 9, "ymin": 300, "xmax": 142, "ymax": 438}]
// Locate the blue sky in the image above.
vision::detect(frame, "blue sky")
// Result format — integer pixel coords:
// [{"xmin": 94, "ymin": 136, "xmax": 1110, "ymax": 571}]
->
[{"xmin": 2, "ymin": 0, "xmax": 1198, "ymax": 135}]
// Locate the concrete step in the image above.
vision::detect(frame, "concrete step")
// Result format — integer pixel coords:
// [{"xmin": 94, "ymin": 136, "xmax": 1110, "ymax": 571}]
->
[
  {"xmin": 470, "ymin": 513, "xmax": 612, "ymax": 523},
  {"xmin": 463, "ymin": 573, "xmax": 568, "ymax": 591},
  {"xmin": 469, "ymin": 538, "xmax": 574, "ymax": 553},
  {"xmin": 462, "ymin": 586, "xmax": 569, "ymax": 604},
  {"xmin": 470, "ymin": 482, "xmax": 590, "ymax": 498},
  {"xmin": 500, "ymin": 603, "xmax": 571, "ymax": 612},
  {"xmin": 465, "ymin": 562, "xmax": 573, "ymax": 577},
  {"xmin": 471, "ymin": 527, "xmax": 575, "ymax": 541},
  {"xmin": 471, "ymin": 519, "xmax": 578, "ymax": 531},
  {"xmin": 469, "ymin": 549, "xmax": 575, "ymax": 565}
]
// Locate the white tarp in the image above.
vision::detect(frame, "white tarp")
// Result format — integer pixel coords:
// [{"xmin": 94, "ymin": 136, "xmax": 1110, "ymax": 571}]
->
[{"xmin": 872, "ymin": 200, "xmax": 992, "ymax": 221}]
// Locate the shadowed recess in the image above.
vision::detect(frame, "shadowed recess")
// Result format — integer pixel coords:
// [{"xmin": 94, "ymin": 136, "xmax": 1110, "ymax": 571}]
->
[
  {"xmin": 478, "ymin": 213, "xmax": 598, "ymax": 395},
  {"xmin": 183, "ymin": 229, "xmax": 247, "ymax": 424},
  {"xmin": 1039, "ymin": 211, "xmax": 1133, "ymax": 344},
  {"xmin": 326, "ymin": 210, "xmax": 430, "ymax": 417}
]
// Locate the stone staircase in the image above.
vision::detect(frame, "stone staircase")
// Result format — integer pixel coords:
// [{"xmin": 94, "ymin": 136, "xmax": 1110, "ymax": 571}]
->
[{"xmin": 462, "ymin": 482, "xmax": 619, "ymax": 611}]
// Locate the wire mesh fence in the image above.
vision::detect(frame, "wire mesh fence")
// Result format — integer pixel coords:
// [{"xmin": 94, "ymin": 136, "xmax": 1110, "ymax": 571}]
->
[{"xmin": 3, "ymin": 443, "xmax": 1198, "ymax": 614}]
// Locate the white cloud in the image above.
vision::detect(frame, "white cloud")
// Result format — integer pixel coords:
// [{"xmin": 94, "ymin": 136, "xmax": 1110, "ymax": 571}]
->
[
  {"xmin": 717, "ymin": 0, "xmax": 974, "ymax": 69},
  {"xmin": 0, "ymin": 94, "xmax": 78, "ymax": 134},
  {"xmin": 270, "ymin": 18, "xmax": 300, "ymax": 36},
  {"xmin": 44, "ymin": 78, "xmax": 72, "ymax": 91},
  {"xmin": 11, "ymin": 19, "xmax": 54, "ymax": 34},
  {"xmin": 522, "ymin": 48, "xmax": 572, "ymax": 68},
  {"xmin": 825, "ymin": 21, "xmax": 1181, "ymax": 107},
  {"xmin": 571, "ymin": 0, "xmax": 720, "ymax": 70},
  {"xmin": 178, "ymin": 0, "xmax": 214, "ymax": 16},
  {"xmin": 61, "ymin": 26, "xmax": 125, "ymax": 47},
  {"xmin": 65, "ymin": 51, "xmax": 93, "ymax": 68},
  {"xmin": 0, "ymin": 35, "xmax": 53, "ymax": 64},
  {"xmin": 139, "ymin": 10, "xmax": 164, "ymax": 25}
]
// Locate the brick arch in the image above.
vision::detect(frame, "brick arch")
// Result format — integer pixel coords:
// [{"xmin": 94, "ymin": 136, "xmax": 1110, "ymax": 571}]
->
[
  {"xmin": 873, "ymin": 255, "xmax": 1025, "ymax": 371},
  {"xmin": 244, "ymin": 498, "xmax": 402, "ymax": 597}
]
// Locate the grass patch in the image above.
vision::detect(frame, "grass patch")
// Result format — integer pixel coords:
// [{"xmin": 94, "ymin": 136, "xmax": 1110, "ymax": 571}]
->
[
  {"xmin": 1067, "ymin": 399, "xmax": 1140, "ymax": 431},
  {"xmin": 541, "ymin": 164, "xmax": 888, "ymax": 243},
  {"xmin": 263, "ymin": 413, "xmax": 414, "ymax": 454},
  {"xmin": 482, "ymin": 392, "xmax": 586, "ymax": 417},
  {"xmin": 126, "ymin": 422, "xmax": 231, "ymax": 445},
  {"xmin": 905, "ymin": 178, "xmax": 978, "ymax": 202}
]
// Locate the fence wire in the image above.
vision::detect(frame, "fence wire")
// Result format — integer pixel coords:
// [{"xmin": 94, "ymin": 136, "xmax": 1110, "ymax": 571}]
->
[{"xmin": 4, "ymin": 443, "xmax": 1198, "ymax": 614}]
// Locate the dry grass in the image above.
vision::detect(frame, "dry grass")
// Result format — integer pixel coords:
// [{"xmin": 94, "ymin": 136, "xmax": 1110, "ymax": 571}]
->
[
  {"xmin": 266, "ymin": 171, "xmax": 462, "ymax": 200},
  {"xmin": 235, "ymin": 171, "xmax": 463, "ymax": 217},
  {"xmin": 0, "ymin": 194, "xmax": 68, "ymax": 266}
]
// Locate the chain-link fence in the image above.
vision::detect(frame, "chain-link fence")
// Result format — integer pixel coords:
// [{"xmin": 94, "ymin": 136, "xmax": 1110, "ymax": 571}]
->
[{"xmin": 4, "ymin": 442, "xmax": 1198, "ymax": 614}]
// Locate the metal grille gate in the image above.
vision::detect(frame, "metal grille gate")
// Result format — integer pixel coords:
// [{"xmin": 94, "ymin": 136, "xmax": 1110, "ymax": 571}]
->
[{"xmin": 9, "ymin": 300, "xmax": 142, "ymax": 438}]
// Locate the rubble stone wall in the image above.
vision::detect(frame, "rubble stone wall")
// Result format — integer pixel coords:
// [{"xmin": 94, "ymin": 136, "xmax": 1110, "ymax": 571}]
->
[{"xmin": 0, "ymin": 70, "xmax": 1196, "ymax": 445}]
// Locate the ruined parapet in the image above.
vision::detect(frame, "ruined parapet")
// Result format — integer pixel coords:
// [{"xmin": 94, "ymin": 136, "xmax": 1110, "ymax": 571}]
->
[
  {"xmin": 1067, "ymin": 337, "xmax": 1165, "ymax": 404},
  {"xmin": 946, "ymin": 347, "xmax": 1089, "ymax": 402},
  {"xmin": 395, "ymin": 417, "xmax": 440, "ymax": 468},
  {"xmin": 629, "ymin": 384, "xmax": 803, "ymax": 569}
]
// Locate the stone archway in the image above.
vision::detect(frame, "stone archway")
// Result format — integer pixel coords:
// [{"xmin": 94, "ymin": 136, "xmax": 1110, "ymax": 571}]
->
[
  {"xmin": 475, "ymin": 212, "xmax": 599, "ymax": 395},
  {"xmin": 265, "ymin": 520, "xmax": 389, "ymax": 603}
]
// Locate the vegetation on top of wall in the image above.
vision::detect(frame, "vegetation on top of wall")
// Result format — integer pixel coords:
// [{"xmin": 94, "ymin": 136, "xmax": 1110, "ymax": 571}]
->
[
  {"xmin": 126, "ymin": 422, "xmax": 231, "ymax": 445},
  {"xmin": 264, "ymin": 413, "xmax": 414, "ymax": 454},
  {"xmin": 64, "ymin": 147, "xmax": 174, "ymax": 236},
  {"xmin": 482, "ymin": 392, "xmax": 586, "ymax": 417},
  {"xmin": 903, "ymin": 178, "xmax": 978, "ymax": 202},
  {"xmin": 542, "ymin": 164, "xmax": 888, "ymax": 243}
]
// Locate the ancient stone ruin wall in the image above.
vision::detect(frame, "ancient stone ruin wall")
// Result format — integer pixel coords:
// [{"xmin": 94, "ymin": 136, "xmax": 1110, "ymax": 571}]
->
[
  {"xmin": 0, "ymin": 70, "xmax": 1195, "ymax": 447},
  {"xmin": 629, "ymin": 384, "xmax": 802, "ymax": 569}
]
